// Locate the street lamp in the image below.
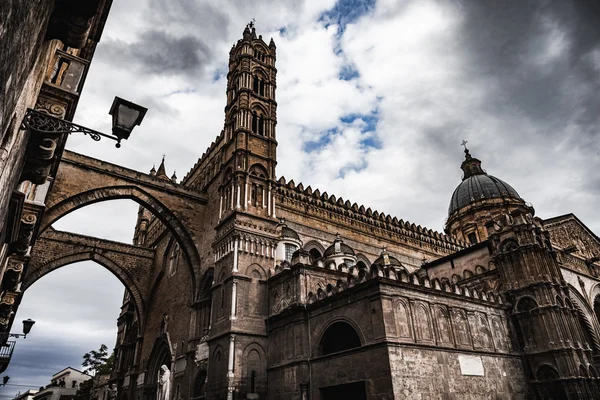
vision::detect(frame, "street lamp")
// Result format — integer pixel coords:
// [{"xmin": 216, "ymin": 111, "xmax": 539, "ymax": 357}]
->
[
  {"xmin": 109, "ymin": 97, "xmax": 148, "ymax": 147},
  {"xmin": 21, "ymin": 96, "xmax": 147, "ymax": 148},
  {"xmin": 22, "ymin": 319, "xmax": 35, "ymax": 337},
  {"xmin": 1, "ymin": 319, "xmax": 36, "ymax": 341}
]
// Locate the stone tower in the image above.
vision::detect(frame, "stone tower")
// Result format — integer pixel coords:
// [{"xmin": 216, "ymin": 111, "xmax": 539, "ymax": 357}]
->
[
  {"xmin": 220, "ymin": 23, "xmax": 277, "ymax": 219},
  {"xmin": 207, "ymin": 24, "xmax": 278, "ymax": 400},
  {"xmin": 486, "ymin": 211, "xmax": 599, "ymax": 398}
]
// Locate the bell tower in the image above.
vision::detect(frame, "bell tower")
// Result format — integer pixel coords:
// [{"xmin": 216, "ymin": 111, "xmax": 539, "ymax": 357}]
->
[
  {"xmin": 220, "ymin": 22, "xmax": 277, "ymax": 219},
  {"xmin": 206, "ymin": 24, "xmax": 278, "ymax": 400}
]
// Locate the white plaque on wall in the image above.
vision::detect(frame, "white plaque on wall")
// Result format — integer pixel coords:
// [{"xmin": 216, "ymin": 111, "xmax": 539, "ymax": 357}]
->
[
  {"xmin": 458, "ymin": 354, "xmax": 484, "ymax": 376},
  {"xmin": 195, "ymin": 342, "xmax": 209, "ymax": 362}
]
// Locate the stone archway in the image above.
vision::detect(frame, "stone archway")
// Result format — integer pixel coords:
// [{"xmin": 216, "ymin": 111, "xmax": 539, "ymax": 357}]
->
[
  {"xmin": 40, "ymin": 185, "xmax": 201, "ymax": 295},
  {"xmin": 145, "ymin": 336, "xmax": 173, "ymax": 400},
  {"xmin": 568, "ymin": 284, "xmax": 600, "ymax": 354},
  {"xmin": 24, "ymin": 249, "xmax": 147, "ymax": 328}
]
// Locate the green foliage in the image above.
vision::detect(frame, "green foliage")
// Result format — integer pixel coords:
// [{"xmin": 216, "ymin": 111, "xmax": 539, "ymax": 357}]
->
[
  {"xmin": 82, "ymin": 344, "xmax": 113, "ymax": 375},
  {"xmin": 97, "ymin": 353, "xmax": 114, "ymax": 375},
  {"xmin": 75, "ymin": 379, "xmax": 94, "ymax": 400}
]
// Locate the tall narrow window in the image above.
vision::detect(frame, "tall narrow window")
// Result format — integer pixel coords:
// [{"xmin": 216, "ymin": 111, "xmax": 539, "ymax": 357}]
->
[
  {"xmin": 259, "ymin": 81, "xmax": 265, "ymax": 96},
  {"xmin": 251, "ymin": 184, "xmax": 258, "ymax": 206},
  {"xmin": 251, "ymin": 370, "xmax": 256, "ymax": 393},
  {"xmin": 258, "ymin": 116, "xmax": 264, "ymax": 136},
  {"xmin": 252, "ymin": 112, "xmax": 258, "ymax": 134},
  {"xmin": 253, "ymin": 76, "xmax": 259, "ymax": 93}
]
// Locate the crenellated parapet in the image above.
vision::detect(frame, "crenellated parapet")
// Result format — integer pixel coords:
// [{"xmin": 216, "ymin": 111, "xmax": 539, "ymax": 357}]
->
[{"xmin": 275, "ymin": 176, "xmax": 466, "ymax": 255}]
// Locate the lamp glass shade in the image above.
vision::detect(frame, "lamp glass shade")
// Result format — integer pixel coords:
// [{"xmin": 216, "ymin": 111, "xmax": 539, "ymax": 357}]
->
[
  {"xmin": 115, "ymin": 103, "xmax": 141, "ymax": 131},
  {"xmin": 2, "ymin": 376, "xmax": 9, "ymax": 385},
  {"xmin": 22, "ymin": 318, "xmax": 35, "ymax": 335}
]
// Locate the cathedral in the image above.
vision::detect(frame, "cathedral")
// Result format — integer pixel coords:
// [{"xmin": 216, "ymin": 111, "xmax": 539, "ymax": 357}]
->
[
  {"xmin": 111, "ymin": 25, "xmax": 600, "ymax": 399},
  {"xmin": 2, "ymin": 3, "xmax": 600, "ymax": 399}
]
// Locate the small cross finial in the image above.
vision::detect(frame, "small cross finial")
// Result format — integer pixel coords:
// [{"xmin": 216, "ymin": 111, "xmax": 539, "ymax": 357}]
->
[
  {"xmin": 461, "ymin": 140, "xmax": 468, "ymax": 151},
  {"xmin": 248, "ymin": 19, "xmax": 255, "ymax": 29}
]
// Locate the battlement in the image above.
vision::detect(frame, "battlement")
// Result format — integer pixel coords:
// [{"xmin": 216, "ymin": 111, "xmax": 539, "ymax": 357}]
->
[{"xmin": 276, "ymin": 176, "xmax": 467, "ymax": 254}]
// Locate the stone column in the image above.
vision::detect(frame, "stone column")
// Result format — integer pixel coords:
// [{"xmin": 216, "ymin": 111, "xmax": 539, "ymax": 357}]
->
[
  {"xmin": 219, "ymin": 194, "xmax": 223, "ymax": 219},
  {"xmin": 233, "ymin": 238, "xmax": 239, "ymax": 272},
  {"xmin": 226, "ymin": 334, "xmax": 236, "ymax": 400},
  {"xmin": 230, "ymin": 281, "xmax": 237, "ymax": 320}
]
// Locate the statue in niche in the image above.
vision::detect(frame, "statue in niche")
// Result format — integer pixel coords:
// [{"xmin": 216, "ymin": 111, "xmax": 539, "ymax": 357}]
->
[
  {"xmin": 160, "ymin": 314, "xmax": 168, "ymax": 335},
  {"xmin": 158, "ymin": 365, "xmax": 171, "ymax": 400},
  {"xmin": 107, "ymin": 384, "xmax": 117, "ymax": 400}
]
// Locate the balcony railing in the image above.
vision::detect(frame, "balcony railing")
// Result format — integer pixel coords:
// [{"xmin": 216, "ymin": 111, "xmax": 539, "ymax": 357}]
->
[
  {"xmin": 46, "ymin": 49, "xmax": 89, "ymax": 94},
  {"xmin": 0, "ymin": 340, "xmax": 16, "ymax": 373}
]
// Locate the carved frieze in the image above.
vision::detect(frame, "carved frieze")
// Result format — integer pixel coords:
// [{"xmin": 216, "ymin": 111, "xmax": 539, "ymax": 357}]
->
[{"xmin": 546, "ymin": 219, "xmax": 600, "ymax": 260}]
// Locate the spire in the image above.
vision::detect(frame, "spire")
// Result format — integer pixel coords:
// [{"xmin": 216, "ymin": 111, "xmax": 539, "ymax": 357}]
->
[
  {"xmin": 171, "ymin": 170, "xmax": 177, "ymax": 183},
  {"xmin": 150, "ymin": 164, "xmax": 156, "ymax": 176},
  {"xmin": 243, "ymin": 23, "xmax": 252, "ymax": 41},
  {"xmin": 155, "ymin": 156, "xmax": 170, "ymax": 181},
  {"xmin": 460, "ymin": 148, "xmax": 485, "ymax": 180},
  {"xmin": 269, "ymin": 37, "xmax": 276, "ymax": 49}
]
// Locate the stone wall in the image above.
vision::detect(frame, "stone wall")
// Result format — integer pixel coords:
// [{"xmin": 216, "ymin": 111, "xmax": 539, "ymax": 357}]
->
[
  {"xmin": 0, "ymin": 1, "xmax": 57, "ymax": 234},
  {"xmin": 388, "ymin": 346, "xmax": 528, "ymax": 399}
]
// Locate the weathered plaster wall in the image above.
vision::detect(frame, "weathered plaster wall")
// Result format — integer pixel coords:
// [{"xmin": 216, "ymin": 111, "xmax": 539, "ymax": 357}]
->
[{"xmin": 388, "ymin": 346, "xmax": 528, "ymax": 399}]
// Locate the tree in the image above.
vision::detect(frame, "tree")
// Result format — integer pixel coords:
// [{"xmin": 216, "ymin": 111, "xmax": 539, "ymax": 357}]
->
[
  {"xmin": 75, "ymin": 379, "xmax": 94, "ymax": 400},
  {"xmin": 82, "ymin": 344, "xmax": 113, "ymax": 376}
]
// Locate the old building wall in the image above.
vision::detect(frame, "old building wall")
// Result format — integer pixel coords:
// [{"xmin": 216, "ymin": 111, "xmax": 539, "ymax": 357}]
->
[
  {"xmin": 0, "ymin": 0, "xmax": 58, "ymax": 235},
  {"xmin": 138, "ymin": 235, "xmax": 194, "ymax": 389},
  {"xmin": 388, "ymin": 346, "xmax": 527, "ymax": 399}
]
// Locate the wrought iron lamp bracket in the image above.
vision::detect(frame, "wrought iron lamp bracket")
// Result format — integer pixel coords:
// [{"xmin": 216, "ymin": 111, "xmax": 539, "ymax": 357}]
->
[{"xmin": 20, "ymin": 109, "xmax": 122, "ymax": 148}]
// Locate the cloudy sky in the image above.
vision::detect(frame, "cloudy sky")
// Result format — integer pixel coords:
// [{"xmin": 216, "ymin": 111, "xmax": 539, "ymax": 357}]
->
[{"xmin": 3, "ymin": 0, "xmax": 600, "ymax": 396}]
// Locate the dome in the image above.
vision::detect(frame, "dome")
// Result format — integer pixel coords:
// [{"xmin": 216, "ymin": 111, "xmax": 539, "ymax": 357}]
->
[
  {"xmin": 324, "ymin": 234, "xmax": 355, "ymax": 257},
  {"xmin": 281, "ymin": 226, "xmax": 300, "ymax": 240},
  {"xmin": 448, "ymin": 149, "xmax": 522, "ymax": 215}
]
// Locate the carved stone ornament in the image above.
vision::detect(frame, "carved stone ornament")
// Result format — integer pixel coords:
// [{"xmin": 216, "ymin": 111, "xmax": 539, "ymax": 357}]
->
[
  {"xmin": 46, "ymin": 0, "xmax": 101, "ymax": 48},
  {"xmin": 14, "ymin": 213, "xmax": 37, "ymax": 256},
  {"xmin": 1, "ymin": 257, "xmax": 25, "ymax": 292}
]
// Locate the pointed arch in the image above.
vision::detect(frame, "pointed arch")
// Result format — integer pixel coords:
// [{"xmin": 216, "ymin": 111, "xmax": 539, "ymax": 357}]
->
[
  {"xmin": 145, "ymin": 335, "xmax": 173, "ymax": 399},
  {"xmin": 40, "ymin": 185, "xmax": 200, "ymax": 295},
  {"xmin": 318, "ymin": 319, "xmax": 362, "ymax": 356},
  {"xmin": 22, "ymin": 251, "xmax": 145, "ymax": 327},
  {"xmin": 568, "ymin": 284, "xmax": 600, "ymax": 353}
]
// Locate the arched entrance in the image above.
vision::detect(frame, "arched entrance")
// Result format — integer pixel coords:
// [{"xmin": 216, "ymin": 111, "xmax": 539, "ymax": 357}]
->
[
  {"xmin": 535, "ymin": 365, "xmax": 567, "ymax": 399},
  {"xmin": 145, "ymin": 337, "xmax": 172, "ymax": 400}
]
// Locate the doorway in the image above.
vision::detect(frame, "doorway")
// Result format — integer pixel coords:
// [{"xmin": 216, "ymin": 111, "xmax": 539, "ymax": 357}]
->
[{"xmin": 320, "ymin": 381, "xmax": 367, "ymax": 400}]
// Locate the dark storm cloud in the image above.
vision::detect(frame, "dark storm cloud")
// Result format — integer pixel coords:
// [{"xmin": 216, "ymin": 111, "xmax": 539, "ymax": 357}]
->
[
  {"xmin": 455, "ymin": 0, "xmax": 600, "ymax": 138},
  {"xmin": 147, "ymin": 0, "xmax": 230, "ymax": 38},
  {"xmin": 100, "ymin": 30, "xmax": 212, "ymax": 76}
]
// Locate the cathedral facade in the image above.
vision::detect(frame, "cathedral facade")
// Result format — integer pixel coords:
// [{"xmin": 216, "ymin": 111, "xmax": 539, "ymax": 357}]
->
[
  {"xmin": 108, "ymin": 26, "xmax": 600, "ymax": 400},
  {"xmin": 5, "ymin": 17, "xmax": 599, "ymax": 399}
]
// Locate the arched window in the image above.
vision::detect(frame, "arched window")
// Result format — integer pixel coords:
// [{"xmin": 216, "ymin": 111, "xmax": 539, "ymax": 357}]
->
[
  {"xmin": 192, "ymin": 370, "xmax": 207, "ymax": 399},
  {"xmin": 319, "ymin": 321, "xmax": 361, "ymax": 355},
  {"xmin": 168, "ymin": 242, "xmax": 180, "ymax": 276},
  {"xmin": 517, "ymin": 297, "xmax": 538, "ymax": 313},
  {"xmin": 253, "ymin": 76, "xmax": 259, "ymax": 93},
  {"xmin": 196, "ymin": 269, "xmax": 214, "ymax": 337},
  {"xmin": 309, "ymin": 248, "xmax": 322, "ymax": 261}
]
